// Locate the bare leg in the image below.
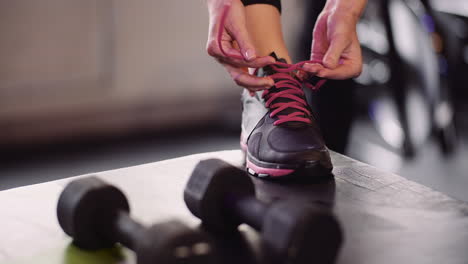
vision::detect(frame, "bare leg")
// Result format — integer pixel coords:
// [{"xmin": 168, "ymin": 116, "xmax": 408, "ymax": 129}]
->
[{"xmin": 245, "ymin": 4, "xmax": 292, "ymax": 63}]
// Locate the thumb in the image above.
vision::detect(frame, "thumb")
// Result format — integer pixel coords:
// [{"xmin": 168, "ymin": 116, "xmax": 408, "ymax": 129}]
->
[
  {"xmin": 323, "ymin": 34, "xmax": 349, "ymax": 69},
  {"xmin": 230, "ymin": 26, "xmax": 256, "ymax": 61}
]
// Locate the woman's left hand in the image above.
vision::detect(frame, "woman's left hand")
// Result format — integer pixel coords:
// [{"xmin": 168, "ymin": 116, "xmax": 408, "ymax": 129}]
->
[{"xmin": 302, "ymin": 9, "xmax": 363, "ymax": 80}]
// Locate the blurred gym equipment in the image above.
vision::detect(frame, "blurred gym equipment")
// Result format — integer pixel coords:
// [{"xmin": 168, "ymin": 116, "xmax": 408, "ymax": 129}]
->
[{"xmin": 355, "ymin": 0, "xmax": 467, "ymax": 157}]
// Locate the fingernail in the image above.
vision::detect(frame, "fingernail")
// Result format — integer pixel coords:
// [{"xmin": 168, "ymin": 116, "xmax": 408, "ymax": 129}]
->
[{"xmin": 244, "ymin": 49, "xmax": 256, "ymax": 61}]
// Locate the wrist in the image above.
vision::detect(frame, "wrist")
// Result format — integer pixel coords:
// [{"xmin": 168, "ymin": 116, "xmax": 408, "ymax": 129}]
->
[
  {"xmin": 324, "ymin": 0, "xmax": 366, "ymax": 19},
  {"xmin": 333, "ymin": 8, "xmax": 360, "ymax": 25}
]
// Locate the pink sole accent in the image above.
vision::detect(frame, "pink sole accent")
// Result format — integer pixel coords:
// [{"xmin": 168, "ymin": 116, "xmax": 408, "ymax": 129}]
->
[{"xmin": 246, "ymin": 158, "xmax": 295, "ymax": 177}]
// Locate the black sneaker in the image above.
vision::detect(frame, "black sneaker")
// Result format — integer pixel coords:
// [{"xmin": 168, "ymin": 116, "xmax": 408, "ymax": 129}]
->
[{"xmin": 240, "ymin": 53, "xmax": 333, "ymax": 179}]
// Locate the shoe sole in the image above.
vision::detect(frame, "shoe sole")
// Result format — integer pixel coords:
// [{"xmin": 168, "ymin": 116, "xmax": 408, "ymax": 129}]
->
[{"xmin": 241, "ymin": 148, "xmax": 333, "ymax": 180}]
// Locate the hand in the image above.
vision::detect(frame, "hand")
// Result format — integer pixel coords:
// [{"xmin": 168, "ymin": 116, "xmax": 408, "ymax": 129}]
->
[
  {"xmin": 206, "ymin": 0, "xmax": 275, "ymax": 92},
  {"xmin": 303, "ymin": 9, "xmax": 363, "ymax": 80}
]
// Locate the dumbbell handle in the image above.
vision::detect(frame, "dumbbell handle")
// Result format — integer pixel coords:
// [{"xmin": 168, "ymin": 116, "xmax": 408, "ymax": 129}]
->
[
  {"xmin": 105, "ymin": 210, "xmax": 147, "ymax": 250},
  {"xmin": 228, "ymin": 195, "xmax": 269, "ymax": 231}
]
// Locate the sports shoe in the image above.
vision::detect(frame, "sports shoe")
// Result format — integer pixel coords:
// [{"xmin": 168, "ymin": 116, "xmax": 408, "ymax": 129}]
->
[{"xmin": 240, "ymin": 53, "xmax": 333, "ymax": 179}]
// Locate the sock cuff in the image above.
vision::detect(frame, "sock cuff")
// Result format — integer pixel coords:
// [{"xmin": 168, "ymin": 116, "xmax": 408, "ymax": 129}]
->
[{"xmin": 240, "ymin": 0, "xmax": 281, "ymax": 13}]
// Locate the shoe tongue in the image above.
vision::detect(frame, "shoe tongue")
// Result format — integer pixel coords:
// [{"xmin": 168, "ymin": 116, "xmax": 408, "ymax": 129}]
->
[
  {"xmin": 259, "ymin": 52, "xmax": 286, "ymax": 76},
  {"xmin": 260, "ymin": 52, "xmax": 310, "ymax": 128}
]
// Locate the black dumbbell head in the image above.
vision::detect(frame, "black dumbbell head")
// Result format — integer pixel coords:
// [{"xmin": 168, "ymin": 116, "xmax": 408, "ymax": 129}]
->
[
  {"xmin": 184, "ymin": 159, "xmax": 255, "ymax": 232},
  {"xmin": 262, "ymin": 202, "xmax": 343, "ymax": 264},
  {"xmin": 137, "ymin": 220, "xmax": 217, "ymax": 264},
  {"xmin": 57, "ymin": 176, "xmax": 129, "ymax": 249}
]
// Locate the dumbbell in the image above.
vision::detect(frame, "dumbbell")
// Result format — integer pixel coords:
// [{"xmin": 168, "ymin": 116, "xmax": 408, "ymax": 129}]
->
[
  {"xmin": 184, "ymin": 159, "xmax": 343, "ymax": 264},
  {"xmin": 57, "ymin": 176, "xmax": 217, "ymax": 264}
]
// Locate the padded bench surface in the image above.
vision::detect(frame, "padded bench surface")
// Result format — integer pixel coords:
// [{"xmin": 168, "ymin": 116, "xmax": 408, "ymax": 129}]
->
[{"xmin": 1, "ymin": 150, "xmax": 468, "ymax": 264}]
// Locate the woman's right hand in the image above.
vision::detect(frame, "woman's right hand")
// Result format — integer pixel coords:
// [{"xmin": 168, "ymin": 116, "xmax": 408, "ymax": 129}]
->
[{"xmin": 206, "ymin": 0, "xmax": 275, "ymax": 92}]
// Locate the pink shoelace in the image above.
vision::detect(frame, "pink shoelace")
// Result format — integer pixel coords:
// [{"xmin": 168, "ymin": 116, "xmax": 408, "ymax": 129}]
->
[{"xmin": 217, "ymin": 4, "xmax": 327, "ymax": 126}]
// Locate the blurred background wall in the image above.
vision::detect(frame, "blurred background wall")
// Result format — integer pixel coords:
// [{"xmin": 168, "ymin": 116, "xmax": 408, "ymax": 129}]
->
[
  {"xmin": 0, "ymin": 0, "xmax": 252, "ymax": 144},
  {"xmin": 1, "ymin": 0, "xmax": 468, "ymax": 200}
]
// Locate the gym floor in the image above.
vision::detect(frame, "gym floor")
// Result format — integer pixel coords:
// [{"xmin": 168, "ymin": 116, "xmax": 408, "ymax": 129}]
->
[{"xmin": 2, "ymin": 116, "xmax": 468, "ymax": 203}]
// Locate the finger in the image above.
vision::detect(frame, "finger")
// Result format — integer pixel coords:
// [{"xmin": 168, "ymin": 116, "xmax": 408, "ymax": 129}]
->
[
  {"xmin": 225, "ymin": 65, "xmax": 275, "ymax": 88},
  {"xmin": 220, "ymin": 55, "xmax": 275, "ymax": 68},
  {"xmin": 310, "ymin": 14, "xmax": 328, "ymax": 62},
  {"xmin": 234, "ymin": 73, "xmax": 275, "ymax": 88},
  {"xmin": 222, "ymin": 46, "xmax": 244, "ymax": 59},
  {"xmin": 208, "ymin": 38, "xmax": 247, "ymax": 61},
  {"xmin": 323, "ymin": 34, "xmax": 350, "ymax": 69},
  {"xmin": 310, "ymin": 53, "xmax": 325, "ymax": 62},
  {"xmin": 207, "ymin": 33, "xmax": 244, "ymax": 60},
  {"xmin": 316, "ymin": 62, "xmax": 362, "ymax": 80},
  {"xmin": 206, "ymin": 37, "xmax": 227, "ymax": 58},
  {"xmin": 213, "ymin": 37, "xmax": 275, "ymax": 67},
  {"xmin": 229, "ymin": 27, "xmax": 257, "ymax": 61},
  {"xmin": 302, "ymin": 63, "xmax": 325, "ymax": 74},
  {"xmin": 225, "ymin": 3, "xmax": 257, "ymax": 61}
]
